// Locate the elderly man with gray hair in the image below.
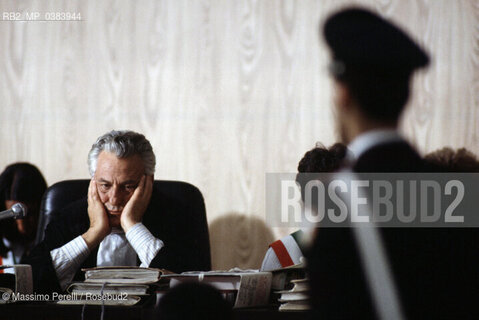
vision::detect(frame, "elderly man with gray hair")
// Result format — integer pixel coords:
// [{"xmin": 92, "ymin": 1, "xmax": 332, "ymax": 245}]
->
[{"xmin": 25, "ymin": 130, "xmax": 207, "ymax": 293}]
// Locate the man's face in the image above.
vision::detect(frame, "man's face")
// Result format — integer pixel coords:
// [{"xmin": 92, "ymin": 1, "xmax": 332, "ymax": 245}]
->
[
  {"xmin": 333, "ymin": 80, "xmax": 349, "ymax": 144},
  {"xmin": 94, "ymin": 151, "xmax": 145, "ymax": 227},
  {"xmin": 332, "ymin": 79, "xmax": 351, "ymax": 144}
]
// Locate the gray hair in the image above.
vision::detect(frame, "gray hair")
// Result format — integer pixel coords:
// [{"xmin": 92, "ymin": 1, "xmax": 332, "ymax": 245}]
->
[{"xmin": 87, "ymin": 130, "xmax": 156, "ymax": 176}]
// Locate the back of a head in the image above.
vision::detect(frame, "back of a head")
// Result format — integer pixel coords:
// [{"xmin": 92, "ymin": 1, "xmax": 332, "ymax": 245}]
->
[
  {"xmin": 323, "ymin": 7, "xmax": 430, "ymax": 122},
  {"xmin": 297, "ymin": 143, "xmax": 347, "ymax": 174},
  {"xmin": 296, "ymin": 143, "xmax": 347, "ymax": 208},
  {"xmin": 424, "ymin": 147, "xmax": 479, "ymax": 172},
  {"xmin": 157, "ymin": 282, "xmax": 232, "ymax": 320}
]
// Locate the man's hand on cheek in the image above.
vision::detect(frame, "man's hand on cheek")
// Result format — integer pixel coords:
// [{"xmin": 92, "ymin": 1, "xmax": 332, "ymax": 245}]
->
[
  {"xmin": 120, "ymin": 175, "xmax": 153, "ymax": 232},
  {"xmin": 82, "ymin": 179, "xmax": 111, "ymax": 250}
]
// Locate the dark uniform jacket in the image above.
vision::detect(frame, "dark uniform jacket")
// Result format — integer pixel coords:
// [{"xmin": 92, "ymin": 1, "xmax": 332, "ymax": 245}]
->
[{"xmin": 308, "ymin": 140, "xmax": 479, "ymax": 319}]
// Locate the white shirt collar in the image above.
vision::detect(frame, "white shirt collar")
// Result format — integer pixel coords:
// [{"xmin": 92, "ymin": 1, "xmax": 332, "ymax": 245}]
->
[{"xmin": 346, "ymin": 129, "xmax": 403, "ymax": 163}]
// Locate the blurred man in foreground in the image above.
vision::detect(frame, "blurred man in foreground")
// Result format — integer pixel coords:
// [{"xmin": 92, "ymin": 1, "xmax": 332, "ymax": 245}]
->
[{"xmin": 308, "ymin": 7, "xmax": 479, "ymax": 319}]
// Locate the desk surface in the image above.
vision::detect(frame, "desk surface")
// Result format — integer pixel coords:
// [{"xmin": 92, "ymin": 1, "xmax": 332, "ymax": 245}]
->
[{"xmin": 0, "ymin": 302, "xmax": 309, "ymax": 320}]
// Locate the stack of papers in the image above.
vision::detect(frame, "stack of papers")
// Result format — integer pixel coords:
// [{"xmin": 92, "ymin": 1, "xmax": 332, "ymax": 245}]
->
[
  {"xmin": 58, "ymin": 267, "xmax": 166, "ymax": 306},
  {"xmin": 83, "ymin": 266, "xmax": 163, "ymax": 284},
  {"xmin": 276, "ymin": 278, "xmax": 310, "ymax": 311}
]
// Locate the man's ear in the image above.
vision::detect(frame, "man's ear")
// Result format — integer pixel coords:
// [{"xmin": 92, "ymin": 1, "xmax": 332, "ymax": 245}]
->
[
  {"xmin": 147, "ymin": 174, "xmax": 154, "ymax": 184},
  {"xmin": 333, "ymin": 80, "xmax": 353, "ymax": 112}
]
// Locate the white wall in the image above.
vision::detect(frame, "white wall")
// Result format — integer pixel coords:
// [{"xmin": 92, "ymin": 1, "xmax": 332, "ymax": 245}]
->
[{"xmin": 1, "ymin": 0, "xmax": 478, "ymax": 268}]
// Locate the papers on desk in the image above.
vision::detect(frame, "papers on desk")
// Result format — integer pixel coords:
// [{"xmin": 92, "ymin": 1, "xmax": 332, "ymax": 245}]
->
[
  {"xmin": 57, "ymin": 285, "xmax": 146, "ymax": 307},
  {"xmin": 276, "ymin": 278, "xmax": 310, "ymax": 311},
  {"xmin": 269, "ymin": 262, "xmax": 306, "ymax": 291},
  {"xmin": 82, "ymin": 266, "xmax": 165, "ymax": 284},
  {"xmin": 67, "ymin": 282, "xmax": 151, "ymax": 296},
  {"xmin": 58, "ymin": 267, "xmax": 167, "ymax": 306},
  {"xmin": 278, "ymin": 301, "xmax": 310, "ymax": 311},
  {"xmin": 266, "ymin": 263, "xmax": 311, "ymax": 311},
  {"xmin": 163, "ymin": 270, "xmax": 272, "ymax": 308}
]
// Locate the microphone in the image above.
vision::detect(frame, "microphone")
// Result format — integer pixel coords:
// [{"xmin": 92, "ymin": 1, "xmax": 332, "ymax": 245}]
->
[{"xmin": 0, "ymin": 203, "xmax": 27, "ymax": 221}]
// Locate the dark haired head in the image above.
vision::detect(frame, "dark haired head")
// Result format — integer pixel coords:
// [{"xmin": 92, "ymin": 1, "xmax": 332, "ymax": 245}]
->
[
  {"xmin": 0, "ymin": 163, "xmax": 47, "ymax": 252},
  {"xmin": 157, "ymin": 282, "xmax": 232, "ymax": 320},
  {"xmin": 297, "ymin": 143, "xmax": 347, "ymax": 173},
  {"xmin": 424, "ymin": 147, "xmax": 479, "ymax": 173},
  {"xmin": 0, "ymin": 163, "xmax": 47, "ymax": 209},
  {"xmin": 296, "ymin": 143, "xmax": 347, "ymax": 204}
]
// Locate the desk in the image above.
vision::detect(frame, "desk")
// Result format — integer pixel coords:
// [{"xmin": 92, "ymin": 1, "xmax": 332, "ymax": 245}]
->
[{"xmin": 0, "ymin": 302, "xmax": 309, "ymax": 320}]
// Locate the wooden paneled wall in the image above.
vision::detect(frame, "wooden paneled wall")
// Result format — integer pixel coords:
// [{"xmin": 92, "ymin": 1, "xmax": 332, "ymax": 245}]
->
[{"xmin": 0, "ymin": 1, "xmax": 478, "ymax": 269}]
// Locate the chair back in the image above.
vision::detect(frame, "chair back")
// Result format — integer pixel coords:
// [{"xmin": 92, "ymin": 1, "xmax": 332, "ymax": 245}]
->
[{"xmin": 35, "ymin": 179, "xmax": 90, "ymax": 245}]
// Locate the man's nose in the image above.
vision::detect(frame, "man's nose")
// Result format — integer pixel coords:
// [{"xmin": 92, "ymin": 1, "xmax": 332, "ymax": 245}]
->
[{"xmin": 108, "ymin": 186, "xmax": 123, "ymax": 206}]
